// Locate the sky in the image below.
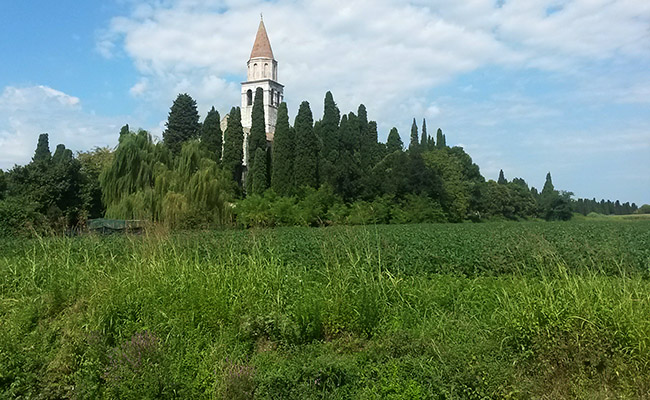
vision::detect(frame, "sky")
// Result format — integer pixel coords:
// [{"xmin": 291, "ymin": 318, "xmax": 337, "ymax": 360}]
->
[{"xmin": 0, "ymin": 0, "xmax": 648, "ymax": 205}]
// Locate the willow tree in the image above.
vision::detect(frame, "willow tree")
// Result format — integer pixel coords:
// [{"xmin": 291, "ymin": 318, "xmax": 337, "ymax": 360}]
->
[
  {"xmin": 101, "ymin": 135, "xmax": 233, "ymax": 226},
  {"xmin": 100, "ymin": 130, "xmax": 164, "ymax": 216}
]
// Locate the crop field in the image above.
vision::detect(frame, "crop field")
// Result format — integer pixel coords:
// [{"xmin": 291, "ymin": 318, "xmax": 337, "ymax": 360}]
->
[{"xmin": 1, "ymin": 220, "xmax": 650, "ymax": 399}]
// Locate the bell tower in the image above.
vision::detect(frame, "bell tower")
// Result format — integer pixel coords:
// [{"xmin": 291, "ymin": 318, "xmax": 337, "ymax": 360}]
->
[{"xmin": 241, "ymin": 16, "xmax": 284, "ymax": 164}]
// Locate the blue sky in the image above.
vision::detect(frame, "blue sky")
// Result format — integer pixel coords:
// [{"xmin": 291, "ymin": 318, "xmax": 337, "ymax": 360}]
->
[{"xmin": 0, "ymin": 0, "xmax": 648, "ymax": 204}]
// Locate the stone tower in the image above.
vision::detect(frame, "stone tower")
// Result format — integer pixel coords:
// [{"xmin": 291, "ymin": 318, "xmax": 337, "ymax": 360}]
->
[{"xmin": 241, "ymin": 17, "xmax": 284, "ymax": 165}]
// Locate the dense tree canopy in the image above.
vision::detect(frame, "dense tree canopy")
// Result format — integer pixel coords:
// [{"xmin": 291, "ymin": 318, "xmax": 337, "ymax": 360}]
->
[{"xmin": 6, "ymin": 90, "xmax": 643, "ymax": 235}]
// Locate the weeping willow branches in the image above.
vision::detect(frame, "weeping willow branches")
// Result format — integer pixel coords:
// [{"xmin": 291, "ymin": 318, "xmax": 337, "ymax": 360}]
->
[{"xmin": 100, "ymin": 131, "xmax": 234, "ymax": 227}]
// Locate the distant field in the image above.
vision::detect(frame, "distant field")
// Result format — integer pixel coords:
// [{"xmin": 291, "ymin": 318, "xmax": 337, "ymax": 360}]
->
[{"xmin": 2, "ymin": 220, "xmax": 650, "ymax": 399}]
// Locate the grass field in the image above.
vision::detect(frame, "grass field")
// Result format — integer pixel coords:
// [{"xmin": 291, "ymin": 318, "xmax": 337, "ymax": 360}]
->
[{"xmin": 1, "ymin": 220, "xmax": 650, "ymax": 399}]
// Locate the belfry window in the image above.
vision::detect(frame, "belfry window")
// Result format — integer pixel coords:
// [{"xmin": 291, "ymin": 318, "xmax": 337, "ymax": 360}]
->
[{"xmin": 247, "ymin": 89, "xmax": 253, "ymax": 106}]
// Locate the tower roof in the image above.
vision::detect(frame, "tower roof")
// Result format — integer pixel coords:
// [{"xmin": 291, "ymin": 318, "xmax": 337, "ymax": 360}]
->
[{"xmin": 249, "ymin": 19, "xmax": 274, "ymax": 60}]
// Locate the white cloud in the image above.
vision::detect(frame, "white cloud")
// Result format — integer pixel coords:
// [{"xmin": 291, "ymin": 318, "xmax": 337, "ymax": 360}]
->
[
  {"xmin": 97, "ymin": 0, "xmax": 649, "ymax": 140},
  {"xmin": 0, "ymin": 86, "xmax": 131, "ymax": 169}
]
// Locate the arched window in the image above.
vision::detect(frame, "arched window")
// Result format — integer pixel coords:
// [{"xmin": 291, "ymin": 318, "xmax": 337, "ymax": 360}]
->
[
  {"xmin": 247, "ymin": 89, "xmax": 253, "ymax": 106},
  {"xmin": 264, "ymin": 63, "xmax": 269, "ymax": 77},
  {"xmin": 253, "ymin": 63, "xmax": 258, "ymax": 78},
  {"xmin": 270, "ymin": 89, "xmax": 275, "ymax": 106}
]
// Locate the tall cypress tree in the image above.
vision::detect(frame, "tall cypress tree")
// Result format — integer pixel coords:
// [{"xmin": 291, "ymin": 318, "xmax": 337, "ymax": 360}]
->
[
  {"xmin": 421, "ymin": 119, "xmax": 428, "ymax": 149},
  {"xmin": 498, "ymin": 169, "xmax": 507, "ymax": 185},
  {"xmin": 248, "ymin": 87, "xmax": 267, "ymax": 164},
  {"xmin": 320, "ymin": 91, "xmax": 340, "ymax": 160},
  {"xmin": 293, "ymin": 101, "xmax": 318, "ymax": 189},
  {"xmin": 222, "ymin": 107, "xmax": 244, "ymax": 183},
  {"xmin": 386, "ymin": 128, "xmax": 403, "ymax": 153},
  {"xmin": 201, "ymin": 106, "xmax": 222, "ymax": 161},
  {"xmin": 249, "ymin": 147, "xmax": 268, "ymax": 195},
  {"xmin": 409, "ymin": 118, "xmax": 419, "ymax": 151},
  {"xmin": 271, "ymin": 102, "xmax": 294, "ymax": 195},
  {"xmin": 163, "ymin": 93, "xmax": 201, "ymax": 155},
  {"xmin": 358, "ymin": 104, "xmax": 377, "ymax": 170},
  {"xmin": 33, "ymin": 133, "xmax": 51, "ymax": 163},
  {"xmin": 436, "ymin": 128, "xmax": 445, "ymax": 149},
  {"xmin": 367, "ymin": 121, "xmax": 381, "ymax": 167}
]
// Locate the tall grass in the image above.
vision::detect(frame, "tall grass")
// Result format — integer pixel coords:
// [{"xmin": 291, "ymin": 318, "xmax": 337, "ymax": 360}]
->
[{"xmin": 1, "ymin": 220, "xmax": 650, "ymax": 398}]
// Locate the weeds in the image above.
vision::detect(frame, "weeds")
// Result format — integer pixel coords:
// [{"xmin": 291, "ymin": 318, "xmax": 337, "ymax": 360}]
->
[{"xmin": 1, "ymin": 220, "xmax": 649, "ymax": 398}]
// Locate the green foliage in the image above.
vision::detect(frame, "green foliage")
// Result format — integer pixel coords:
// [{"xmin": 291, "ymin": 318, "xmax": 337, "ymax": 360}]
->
[
  {"xmin": 436, "ymin": 128, "xmax": 445, "ymax": 149},
  {"xmin": 497, "ymin": 169, "xmax": 507, "ymax": 184},
  {"xmin": 423, "ymin": 149, "xmax": 470, "ymax": 222},
  {"xmin": 200, "ymin": 106, "xmax": 222, "ymax": 161},
  {"xmin": 385, "ymin": 127, "xmax": 403, "ymax": 153},
  {"xmin": 538, "ymin": 172, "xmax": 572, "ymax": 221},
  {"xmin": 249, "ymin": 148, "xmax": 269, "ymax": 195},
  {"xmin": 0, "ymin": 197, "xmax": 44, "ymax": 236},
  {"xmin": 271, "ymin": 103, "xmax": 294, "ymax": 196},
  {"xmin": 293, "ymin": 101, "xmax": 318, "ymax": 189},
  {"xmin": 32, "ymin": 133, "xmax": 51, "ymax": 163},
  {"xmin": 638, "ymin": 204, "xmax": 650, "ymax": 214},
  {"xmin": 101, "ymin": 133, "xmax": 233, "ymax": 226},
  {"xmin": 77, "ymin": 147, "xmax": 114, "ymax": 219},
  {"xmin": 420, "ymin": 118, "xmax": 428, "ymax": 148},
  {"xmin": 163, "ymin": 93, "xmax": 201, "ymax": 155},
  {"xmin": 222, "ymin": 107, "xmax": 245, "ymax": 184},
  {"xmin": 409, "ymin": 118, "xmax": 418, "ymax": 152},
  {"xmin": 0, "ymin": 169, "xmax": 6, "ymax": 200},
  {"xmin": 7, "ymin": 143, "xmax": 84, "ymax": 227},
  {"xmin": 317, "ymin": 92, "xmax": 341, "ymax": 188},
  {"xmin": 332, "ymin": 114, "xmax": 363, "ymax": 201},
  {"xmin": 2, "ymin": 221, "xmax": 650, "ymax": 397},
  {"xmin": 100, "ymin": 130, "xmax": 163, "ymax": 210},
  {"xmin": 119, "ymin": 123, "xmax": 130, "ymax": 139},
  {"xmin": 248, "ymin": 87, "xmax": 267, "ymax": 164}
]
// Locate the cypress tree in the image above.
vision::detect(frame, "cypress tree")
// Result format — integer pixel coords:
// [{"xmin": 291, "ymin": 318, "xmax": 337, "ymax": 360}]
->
[
  {"xmin": 222, "ymin": 107, "xmax": 244, "ymax": 183},
  {"xmin": 320, "ymin": 91, "xmax": 340, "ymax": 160},
  {"xmin": 541, "ymin": 172, "xmax": 555, "ymax": 195},
  {"xmin": 201, "ymin": 107, "xmax": 222, "ymax": 161},
  {"xmin": 249, "ymin": 147, "xmax": 268, "ymax": 195},
  {"xmin": 357, "ymin": 104, "xmax": 369, "ymax": 154},
  {"xmin": 293, "ymin": 101, "xmax": 318, "ymax": 189},
  {"xmin": 271, "ymin": 102, "xmax": 294, "ymax": 195},
  {"xmin": 436, "ymin": 128, "xmax": 444, "ymax": 149},
  {"xmin": 386, "ymin": 127, "xmax": 403, "ymax": 153},
  {"xmin": 33, "ymin": 133, "xmax": 51, "ymax": 163},
  {"xmin": 163, "ymin": 93, "xmax": 201, "ymax": 155},
  {"xmin": 52, "ymin": 144, "xmax": 71, "ymax": 164},
  {"xmin": 248, "ymin": 87, "xmax": 267, "ymax": 165},
  {"xmin": 367, "ymin": 121, "xmax": 381, "ymax": 167},
  {"xmin": 421, "ymin": 119, "xmax": 428, "ymax": 149},
  {"xmin": 409, "ymin": 118, "xmax": 419, "ymax": 151},
  {"xmin": 498, "ymin": 169, "xmax": 507, "ymax": 185}
]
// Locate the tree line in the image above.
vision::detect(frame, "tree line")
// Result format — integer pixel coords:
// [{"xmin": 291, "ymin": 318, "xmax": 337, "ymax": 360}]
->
[{"xmin": 0, "ymin": 91, "xmax": 645, "ymax": 234}]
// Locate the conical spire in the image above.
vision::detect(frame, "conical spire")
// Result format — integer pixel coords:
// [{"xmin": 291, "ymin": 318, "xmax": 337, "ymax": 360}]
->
[{"xmin": 250, "ymin": 17, "xmax": 274, "ymax": 60}]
